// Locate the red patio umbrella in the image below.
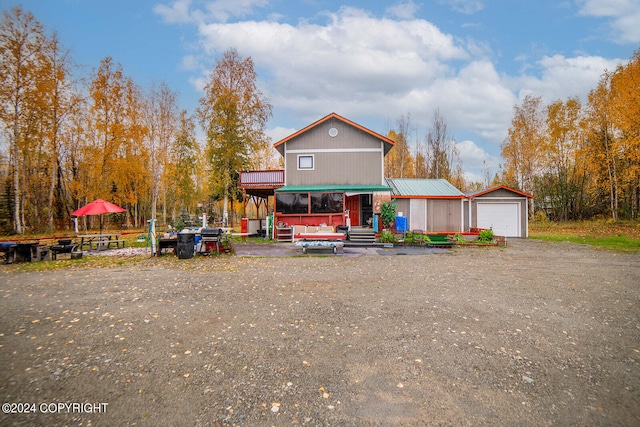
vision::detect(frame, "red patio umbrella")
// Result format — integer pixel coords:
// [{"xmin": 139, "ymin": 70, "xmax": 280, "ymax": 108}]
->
[{"xmin": 72, "ymin": 199, "xmax": 126, "ymax": 233}]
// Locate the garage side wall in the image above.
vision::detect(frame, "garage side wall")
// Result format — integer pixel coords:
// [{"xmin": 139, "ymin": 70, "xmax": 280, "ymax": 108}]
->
[{"xmin": 427, "ymin": 199, "xmax": 463, "ymax": 232}]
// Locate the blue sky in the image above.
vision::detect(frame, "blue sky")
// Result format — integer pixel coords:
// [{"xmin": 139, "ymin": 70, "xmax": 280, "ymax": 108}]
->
[{"xmin": 2, "ymin": 0, "xmax": 639, "ymax": 182}]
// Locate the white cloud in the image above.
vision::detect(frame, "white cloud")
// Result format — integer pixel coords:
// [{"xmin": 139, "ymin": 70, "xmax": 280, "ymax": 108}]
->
[
  {"xmin": 456, "ymin": 139, "xmax": 500, "ymax": 184},
  {"xmin": 159, "ymin": 3, "xmax": 626, "ymax": 180},
  {"xmin": 515, "ymin": 54, "xmax": 626, "ymax": 103},
  {"xmin": 577, "ymin": 0, "xmax": 640, "ymax": 43},
  {"xmin": 385, "ymin": 0, "xmax": 420, "ymax": 19},
  {"xmin": 194, "ymin": 7, "xmax": 471, "ymax": 126},
  {"xmin": 154, "ymin": 0, "xmax": 193, "ymax": 24},
  {"xmin": 266, "ymin": 126, "xmax": 297, "ymax": 145},
  {"xmin": 429, "ymin": 60, "xmax": 516, "ymax": 143},
  {"xmin": 154, "ymin": 0, "xmax": 269, "ymax": 24}
]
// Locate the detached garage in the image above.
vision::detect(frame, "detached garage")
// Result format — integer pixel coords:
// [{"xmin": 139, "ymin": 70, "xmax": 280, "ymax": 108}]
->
[{"xmin": 465, "ymin": 186, "xmax": 533, "ymax": 238}]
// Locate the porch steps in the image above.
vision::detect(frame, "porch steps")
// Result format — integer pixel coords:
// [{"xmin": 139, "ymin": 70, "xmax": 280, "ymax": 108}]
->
[{"xmin": 348, "ymin": 227, "xmax": 376, "ymax": 244}]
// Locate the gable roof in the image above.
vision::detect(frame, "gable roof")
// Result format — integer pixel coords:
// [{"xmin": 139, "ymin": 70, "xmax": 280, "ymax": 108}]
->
[
  {"xmin": 273, "ymin": 112, "xmax": 395, "ymax": 156},
  {"xmin": 465, "ymin": 185, "xmax": 534, "ymax": 199},
  {"xmin": 385, "ymin": 178, "xmax": 464, "ymax": 198}
]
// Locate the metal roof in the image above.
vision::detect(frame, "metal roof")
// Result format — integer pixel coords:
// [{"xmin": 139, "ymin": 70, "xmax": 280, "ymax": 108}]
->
[
  {"xmin": 275, "ymin": 184, "xmax": 392, "ymax": 193},
  {"xmin": 385, "ymin": 178, "xmax": 464, "ymax": 198},
  {"xmin": 465, "ymin": 185, "xmax": 533, "ymax": 199},
  {"xmin": 239, "ymin": 170, "xmax": 284, "ymax": 188}
]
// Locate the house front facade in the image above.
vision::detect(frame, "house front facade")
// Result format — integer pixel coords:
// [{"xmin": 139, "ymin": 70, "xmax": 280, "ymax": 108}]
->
[
  {"xmin": 272, "ymin": 113, "xmax": 394, "ymax": 229},
  {"xmin": 239, "ymin": 113, "xmax": 532, "ymax": 239}
]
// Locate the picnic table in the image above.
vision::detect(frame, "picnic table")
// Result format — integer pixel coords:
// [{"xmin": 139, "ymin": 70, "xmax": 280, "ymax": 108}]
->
[
  {"xmin": 77, "ymin": 234, "xmax": 125, "ymax": 251},
  {"xmin": 1, "ymin": 241, "xmax": 44, "ymax": 263}
]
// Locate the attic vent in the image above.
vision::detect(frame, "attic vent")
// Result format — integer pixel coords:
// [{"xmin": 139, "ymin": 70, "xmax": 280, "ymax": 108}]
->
[{"xmin": 328, "ymin": 127, "xmax": 338, "ymax": 137}]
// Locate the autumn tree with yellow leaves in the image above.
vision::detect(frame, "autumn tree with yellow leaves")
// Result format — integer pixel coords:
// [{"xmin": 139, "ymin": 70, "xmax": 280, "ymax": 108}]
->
[{"xmin": 501, "ymin": 49, "xmax": 640, "ymax": 220}]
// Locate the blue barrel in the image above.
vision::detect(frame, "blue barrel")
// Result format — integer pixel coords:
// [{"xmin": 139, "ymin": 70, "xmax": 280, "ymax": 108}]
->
[{"xmin": 395, "ymin": 216, "xmax": 408, "ymax": 232}]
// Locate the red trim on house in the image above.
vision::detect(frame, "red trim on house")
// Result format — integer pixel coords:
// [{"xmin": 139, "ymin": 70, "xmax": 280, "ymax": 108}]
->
[
  {"xmin": 466, "ymin": 185, "xmax": 533, "ymax": 199},
  {"xmin": 392, "ymin": 195, "xmax": 465, "ymax": 199},
  {"xmin": 273, "ymin": 112, "xmax": 395, "ymax": 149}
]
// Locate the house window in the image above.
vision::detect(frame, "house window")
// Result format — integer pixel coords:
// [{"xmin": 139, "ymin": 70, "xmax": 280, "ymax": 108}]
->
[
  {"xmin": 311, "ymin": 193, "xmax": 344, "ymax": 214},
  {"xmin": 297, "ymin": 154, "xmax": 314, "ymax": 170},
  {"xmin": 276, "ymin": 193, "xmax": 309, "ymax": 214}
]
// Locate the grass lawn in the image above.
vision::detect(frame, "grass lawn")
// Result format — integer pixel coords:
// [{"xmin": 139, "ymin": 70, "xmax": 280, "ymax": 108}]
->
[{"xmin": 530, "ymin": 220, "xmax": 640, "ymax": 253}]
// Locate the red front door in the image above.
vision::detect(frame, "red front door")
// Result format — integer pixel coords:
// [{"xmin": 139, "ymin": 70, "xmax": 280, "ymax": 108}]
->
[{"xmin": 345, "ymin": 195, "xmax": 359, "ymax": 226}]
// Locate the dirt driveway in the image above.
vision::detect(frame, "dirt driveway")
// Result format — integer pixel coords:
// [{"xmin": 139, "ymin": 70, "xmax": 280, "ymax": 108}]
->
[{"xmin": 1, "ymin": 239, "xmax": 638, "ymax": 426}]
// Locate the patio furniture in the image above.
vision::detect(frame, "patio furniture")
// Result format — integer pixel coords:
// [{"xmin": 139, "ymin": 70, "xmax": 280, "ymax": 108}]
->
[
  {"xmin": 295, "ymin": 240, "xmax": 344, "ymax": 254},
  {"xmin": 0, "ymin": 242, "xmax": 17, "ymax": 263},
  {"xmin": 426, "ymin": 234, "xmax": 456, "ymax": 248},
  {"xmin": 393, "ymin": 232, "xmax": 405, "ymax": 246},
  {"xmin": 411, "ymin": 230, "xmax": 425, "ymax": 246},
  {"xmin": 50, "ymin": 239, "xmax": 78, "ymax": 260},
  {"xmin": 158, "ymin": 237, "xmax": 177, "ymax": 255}
]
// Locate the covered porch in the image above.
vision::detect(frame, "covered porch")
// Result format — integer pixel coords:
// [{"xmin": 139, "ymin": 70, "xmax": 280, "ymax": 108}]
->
[
  {"xmin": 274, "ymin": 184, "xmax": 392, "ymax": 233},
  {"xmin": 239, "ymin": 170, "xmax": 284, "ymax": 235}
]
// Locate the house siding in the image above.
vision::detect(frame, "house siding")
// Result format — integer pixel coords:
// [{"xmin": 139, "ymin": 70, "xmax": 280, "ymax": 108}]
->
[
  {"xmin": 285, "ymin": 120, "xmax": 384, "ymax": 186},
  {"xmin": 427, "ymin": 199, "xmax": 462, "ymax": 232}
]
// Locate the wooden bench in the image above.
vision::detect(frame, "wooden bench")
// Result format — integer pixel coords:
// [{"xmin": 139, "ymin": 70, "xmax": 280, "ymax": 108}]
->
[{"xmin": 89, "ymin": 239, "xmax": 126, "ymax": 250}]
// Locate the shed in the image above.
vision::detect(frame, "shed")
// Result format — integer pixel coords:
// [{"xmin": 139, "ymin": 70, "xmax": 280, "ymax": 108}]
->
[
  {"xmin": 385, "ymin": 178, "xmax": 465, "ymax": 233},
  {"xmin": 465, "ymin": 186, "xmax": 533, "ymax": 238}
]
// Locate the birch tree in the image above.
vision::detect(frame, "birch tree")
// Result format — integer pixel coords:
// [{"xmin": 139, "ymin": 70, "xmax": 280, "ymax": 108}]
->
[
  {"xmin": 501, "ymin": 94, "xmax": 545, "ymax": 213},
  {"xmin": 0, "ymin": 6, "xmax": 46, "ymax": 233},
  {"xmin": 146, "ymin": 81, "xmax": 178, "ymax": 224},
  {"xmin": 425, "ymin": 109, "xmax": 460, "ymax": 181}
]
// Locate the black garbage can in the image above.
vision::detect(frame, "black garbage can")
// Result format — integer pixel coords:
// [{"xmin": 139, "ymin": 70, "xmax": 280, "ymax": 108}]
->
[{"xmin": 176, "ymin": 233, "xmax": 195, "ymax": 259}]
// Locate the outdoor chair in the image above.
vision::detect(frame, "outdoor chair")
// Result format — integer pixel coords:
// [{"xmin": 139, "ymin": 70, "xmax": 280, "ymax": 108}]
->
[
  {"xmin": 411, "ymin": 230, "xmax": 425, "ymax": 246},
  {"xmin": 393, "ymin": 232, "xmax": 405, "ymax": 246}
]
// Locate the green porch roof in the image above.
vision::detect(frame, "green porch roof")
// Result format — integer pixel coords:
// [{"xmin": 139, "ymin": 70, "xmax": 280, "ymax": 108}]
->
[{"xmin": 275, "ymin": 184, "xmax": 392, "ymax": 193}]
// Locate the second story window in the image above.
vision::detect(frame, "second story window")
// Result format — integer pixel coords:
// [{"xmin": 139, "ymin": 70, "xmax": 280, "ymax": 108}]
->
[{"xmin": 297, "ymin": 154, "xmax": 314, "ymax": 170}]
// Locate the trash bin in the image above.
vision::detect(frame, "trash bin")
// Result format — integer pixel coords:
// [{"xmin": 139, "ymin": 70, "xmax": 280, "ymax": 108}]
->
[
  {"xmin": 176, "ymin": 233, "xmax": 195, "ymax": 259},
  {"xmin": 395, "ymin": 216, "xmax": 408, "ymax": 233}
]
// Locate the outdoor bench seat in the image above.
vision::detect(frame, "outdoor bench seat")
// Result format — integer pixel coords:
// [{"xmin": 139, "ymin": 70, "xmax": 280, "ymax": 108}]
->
[
  {"xmin": 295, "ymin": 240, "xmax": 344, "ymax": 254},
  {"xmin": 89, "ymin": 239, "xmax": 126, "ymax": 250},
  {"xmin": 426, "ymin": 234, "xmax": 456, "ymax": 248}
]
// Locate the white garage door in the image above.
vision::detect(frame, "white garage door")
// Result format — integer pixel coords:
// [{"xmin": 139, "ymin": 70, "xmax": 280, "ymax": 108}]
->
[{"xmin": 477, "ymin": 203, "xmax": 520, "ymax": 237}]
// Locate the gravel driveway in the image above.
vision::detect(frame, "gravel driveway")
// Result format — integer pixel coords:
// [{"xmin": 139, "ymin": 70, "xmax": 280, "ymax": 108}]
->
[{"xmin": 1, "ymin": 239, "xmax": 638, "ymax": 426}]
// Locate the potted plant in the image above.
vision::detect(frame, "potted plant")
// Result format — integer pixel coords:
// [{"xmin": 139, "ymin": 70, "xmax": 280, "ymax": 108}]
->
[{"xmin": 380, "ymin": 200, "xmax": 397, "ymax": 231}]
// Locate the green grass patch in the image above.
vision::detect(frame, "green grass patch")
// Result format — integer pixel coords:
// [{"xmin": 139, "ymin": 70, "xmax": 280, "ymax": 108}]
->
[{"xmin": 530, "ymin": 220, "xmax": 640, "ymax": 253}]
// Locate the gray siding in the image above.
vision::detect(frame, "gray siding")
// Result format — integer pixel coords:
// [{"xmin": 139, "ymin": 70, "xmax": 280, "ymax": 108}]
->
[
  {"xmin": 397, "ymin": 198, "xmax": 463, "ymax": 232},
  {"xmin": 427, "ymin": 199, "xmax": 462, "ymax": 232},
  {"xmin": 284, "ymin": 120, "xmax": 384, "ymax": 186}
]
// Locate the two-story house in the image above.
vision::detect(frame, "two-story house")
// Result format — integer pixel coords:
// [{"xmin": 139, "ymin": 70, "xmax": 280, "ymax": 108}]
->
[
  {"xmin": 239, "ymin": 112, "xmax": 532, "ymax": 239},
  {"xmin": 270, "ymin": 112, "xmax": 394, "ymax": 230}
]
